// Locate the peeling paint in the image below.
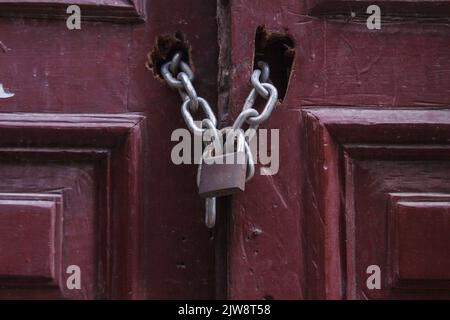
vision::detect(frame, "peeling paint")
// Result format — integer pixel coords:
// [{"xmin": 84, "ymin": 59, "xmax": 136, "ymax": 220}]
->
[{"xmin": 0, "ymin": 84, "xmax": 14, "ymax": 98}]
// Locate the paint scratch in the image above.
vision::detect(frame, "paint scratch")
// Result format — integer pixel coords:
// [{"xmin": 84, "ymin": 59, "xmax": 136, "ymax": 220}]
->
[
  {"xmin": 0, "ymin": 41, "xmax": 10, "ymax": 53},
  {"xmin": 265, "ymin": 174, "xmax": 288, "ymax": 209}
]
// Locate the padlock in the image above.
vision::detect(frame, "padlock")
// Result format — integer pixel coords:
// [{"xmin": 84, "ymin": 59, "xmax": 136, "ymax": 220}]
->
[{"xmin": 198, "ymin": 131, "xmax": 247, "ymax": 198}]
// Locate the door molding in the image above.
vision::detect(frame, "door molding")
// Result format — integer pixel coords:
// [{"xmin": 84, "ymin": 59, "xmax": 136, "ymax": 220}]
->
[
  {"xmin": 0, "ymin": 113, "xmax": 147, "ymax": 299},
  {"xmin": 0, "ymin": 0, "xmax": 146, "ymax": 22}
]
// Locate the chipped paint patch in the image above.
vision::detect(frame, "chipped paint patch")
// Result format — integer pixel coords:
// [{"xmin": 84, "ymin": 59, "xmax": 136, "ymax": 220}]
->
[{"xmin": 0, "ymin": 84, "xmax": 14, "ymax": 98}]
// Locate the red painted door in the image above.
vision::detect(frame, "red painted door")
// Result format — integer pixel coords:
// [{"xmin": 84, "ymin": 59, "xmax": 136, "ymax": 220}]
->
[
  {"xmin": 224, "ymin": 0, "xmax": 450, "ymax": 299},
  {"xmin": 0, "ymin": 1, "xmax": 219, "ymax": 299},
  {"xmin": 1, "ymin": 0, "xmax": 449, "ymax": 301}
]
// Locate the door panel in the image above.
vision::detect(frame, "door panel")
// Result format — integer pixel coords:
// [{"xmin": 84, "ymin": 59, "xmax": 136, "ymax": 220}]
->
[
  {"xmin": 0, "ymin": 20, "xmax": 131, "ymax": 113},
  {"xmin": 0, "ymin": 0, "xmax": 219, "ymax": 299},
  {"xmin": 0, "ymin": 113, "xmax": 146, "ymax": 299},
  {"xmin": 224, "ymin": 0, "xmax": 450, "ymax": 299},
  {"xmin": 303, "ymin": 108, "xmax": 450, "ymax": 299}
]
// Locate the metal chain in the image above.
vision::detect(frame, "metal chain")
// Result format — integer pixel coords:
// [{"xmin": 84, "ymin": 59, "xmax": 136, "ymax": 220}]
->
[{"xmin": 161, "ymin": 52, "xmax": 278, "ymax": 228}]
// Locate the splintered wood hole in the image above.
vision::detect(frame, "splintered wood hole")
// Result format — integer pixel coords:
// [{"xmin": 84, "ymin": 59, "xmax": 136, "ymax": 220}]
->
[
  {"xmin": 254, "ymin": 26, "xmax": 295, "ymax": 101},
  {"xmin": 146, "ymin": 32, "xmax": 192, "ymax": 80}
]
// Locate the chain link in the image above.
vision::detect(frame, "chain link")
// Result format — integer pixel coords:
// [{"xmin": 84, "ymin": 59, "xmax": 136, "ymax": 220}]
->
[
  {"xmin": 161, "ymin": 52, "xmax": 278, "ymax": 228},
  {"xmin": 181, "ymin": 97, "xmax": 217, "ymax": 136}
]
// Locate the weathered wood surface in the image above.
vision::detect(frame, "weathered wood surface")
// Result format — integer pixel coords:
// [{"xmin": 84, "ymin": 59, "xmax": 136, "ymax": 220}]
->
[
  {"xmin": 224, "ymin": 0, "xmax": 450, "ymax": 299},
  {"xmin": 310, "ymin": 0, "xmax": 450, "ymax": 16},
  {"xmin": 0, "ymin": 0, "xmax": 218, "ymax": 299},
  {"xmin": 1, "ymin": 0, "xmax": 450, "ymax": 300}
]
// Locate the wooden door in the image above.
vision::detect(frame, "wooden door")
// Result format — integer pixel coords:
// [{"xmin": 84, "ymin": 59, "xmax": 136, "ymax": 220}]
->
[
  {"xmin": 223, "ymin": 0, "xmax": 450, "ymax": 299},
  {"xmin": 0, "ymin": 1, "xmax": 219, "ymax": 299},
  {"xmin": 1, "ymin": 0, "xmax": 449, "ymax": 301}
]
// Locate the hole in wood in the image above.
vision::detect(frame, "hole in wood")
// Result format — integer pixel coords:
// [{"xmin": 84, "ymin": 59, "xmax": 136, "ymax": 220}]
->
[
  {"xmin": 254, "ymin": 26, "xmax": 295, "ymax": 101},
  {"xmin": 146, "ymin": 32, "xmax": 192, "ymax": 80}
]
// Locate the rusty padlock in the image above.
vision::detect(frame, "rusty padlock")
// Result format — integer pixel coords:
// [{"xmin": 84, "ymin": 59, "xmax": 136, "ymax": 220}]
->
[{"xmin": 198, "ymin": 130, "xmax": 247, "ymax": 198}]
